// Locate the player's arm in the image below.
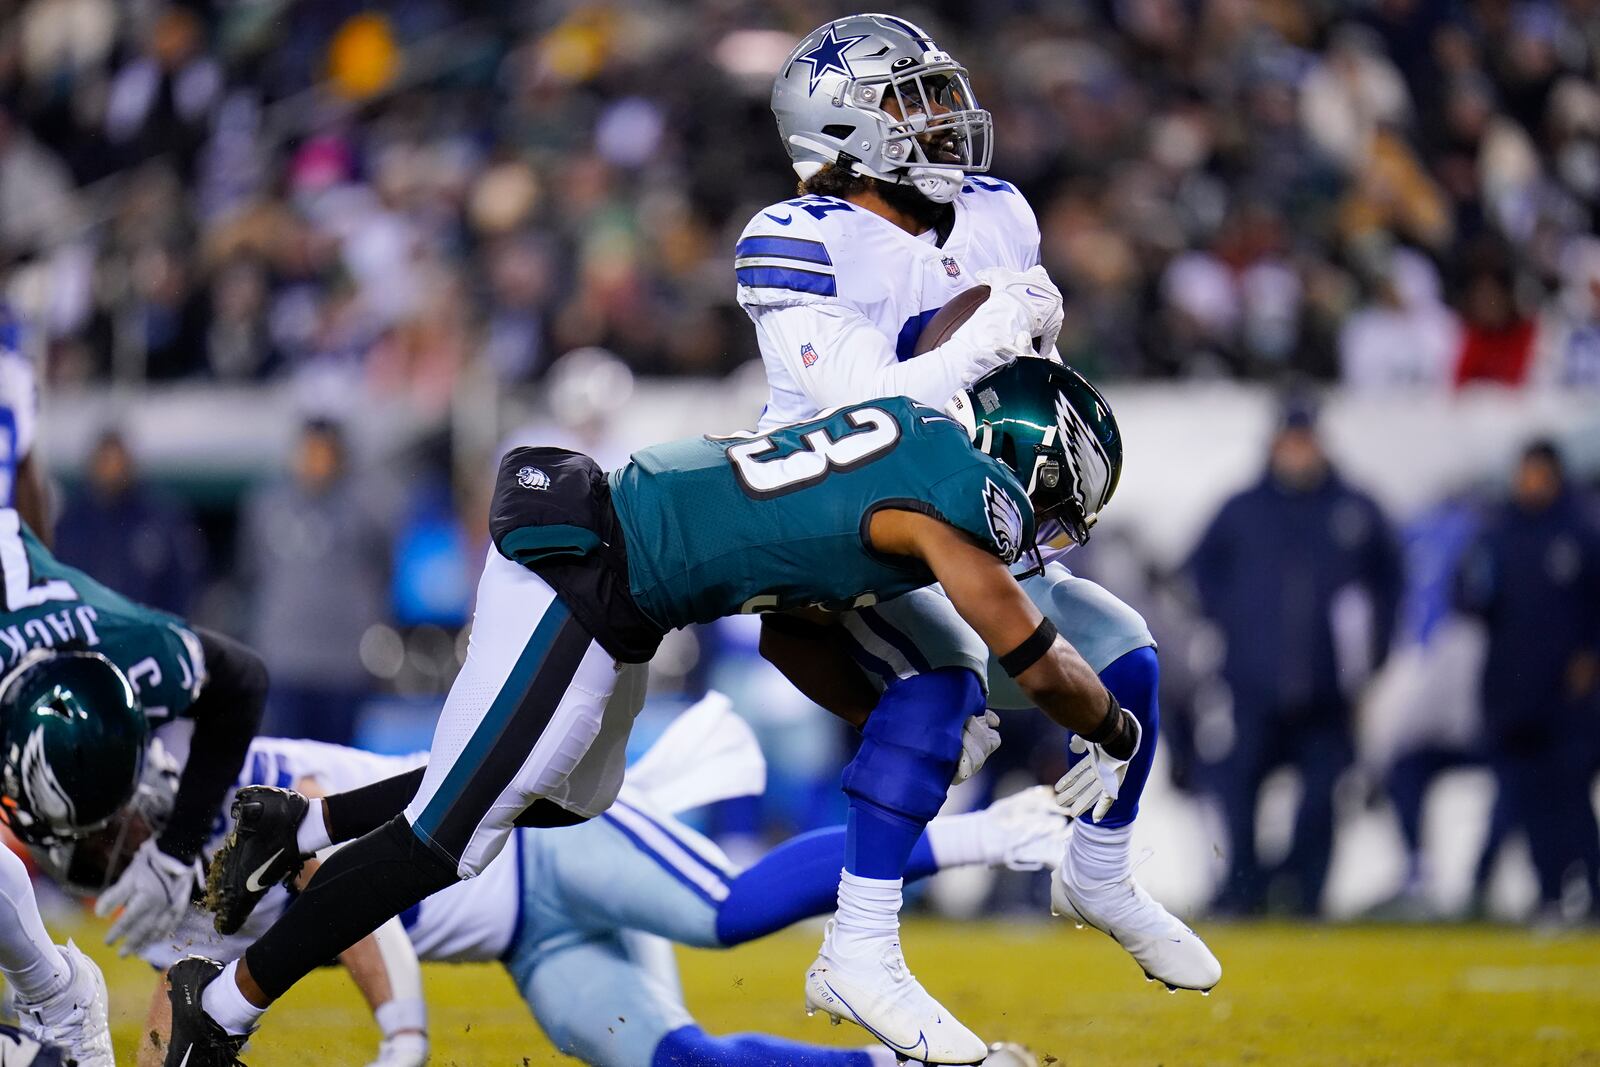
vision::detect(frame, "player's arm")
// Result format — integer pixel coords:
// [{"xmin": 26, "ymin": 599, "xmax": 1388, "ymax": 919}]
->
[
  {"xmin": 867, "ymin": 508, "xmax": 1125, "ymax": 742},
  {"xmin": 751, "ymin": 296, "xmax": 1033, "ymax": 412},
  {"xmin": 758, "ymin": 612, "xmax": 879, "ymax": 728},
  {"xmin": 12, "ymin": 452, "xmax": 50, "ymax": 547},
  {"xmin": 157, "ymin": 628, "xmax": 269, "ymax": 862}
]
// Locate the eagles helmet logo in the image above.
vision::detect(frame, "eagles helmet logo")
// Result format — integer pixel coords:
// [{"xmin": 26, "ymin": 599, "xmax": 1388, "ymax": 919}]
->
[
  {"xmin": 517, "ymin": 466, "xmax": 550, "ymax": 491},
  {"xmin": 17, "ymin": 727, "xmax": 75, "ymax": 834},
  {"xmin": 1054, "ymin": 394, "xmax": 1115, "ymax": 520},
  {"xmin": 982, "ymin": 478, "xmax": 1024, "ymax": 564}
]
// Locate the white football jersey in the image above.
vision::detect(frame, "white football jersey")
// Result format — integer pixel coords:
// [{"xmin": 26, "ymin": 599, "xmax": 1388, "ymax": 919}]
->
[
  {"xmin": 141, "ymin": 737, "xmax": 524, "ymax": 969},
  {"xmin": 735, "ymin": 179, "xmax": 1040, "ymax": 432},
  {"xmin": 0, "ymin": 309, "xmax": 38, "ymax": 508}
]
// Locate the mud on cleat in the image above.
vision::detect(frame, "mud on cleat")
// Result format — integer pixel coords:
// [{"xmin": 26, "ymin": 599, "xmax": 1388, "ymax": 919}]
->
[
  {"xmin": 1051, "ymin": 859, "xmax": 1221, "ymax": 992},
  {"xmin": 15, "ymin": 941, "xmax": 114, "ymax": 1067},
  {"xmin": 804, "ymin": 920, "xmax": 988, "ymax": 1065},
  {"xmin": 164, "ymin": 957, "xmax": 249, "ymax": 1067},
  {"xmin": 205, "ymin": 786, "xmax": 309, "ymax": 935},
  {"xmin": 982, "ymin": 1041, "xmax": 1039, "ymax": 1067}
]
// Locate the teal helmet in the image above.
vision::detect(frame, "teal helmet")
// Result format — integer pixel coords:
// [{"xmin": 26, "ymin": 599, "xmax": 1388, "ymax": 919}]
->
[
  {"xmin": 0, "ymin": 650, "xmax": 147, "ymax": 846},
  {"xmin": 948, "ymin": 355, "xmax": 1122, "ymax": 551}
]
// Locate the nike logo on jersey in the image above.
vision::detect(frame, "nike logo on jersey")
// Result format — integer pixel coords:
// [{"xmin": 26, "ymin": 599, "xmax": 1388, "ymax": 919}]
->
[
  {"xmin": 244, "ymin": 849, "xmax": 284, "ymax": 893},
  {"xmin": 763, "ymin": 212, "xmax": 794, "ymax": 225}
]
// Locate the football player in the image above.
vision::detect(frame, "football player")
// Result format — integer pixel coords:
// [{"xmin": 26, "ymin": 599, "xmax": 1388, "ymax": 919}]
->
[
  {"xmin": 732, "ymin": 11, "xmax": 1219, "ymax": 1053},
  {"xmin": 0, "ymin": 304, "xmax": 53, "ymax": 539},
  {"xmin": 62, "ymin": 696, "xmax": 1051, "ymax": 1067},
  {"xmin": 169, "ymin": 359, "xmax": 1129, "ymax": 1066},
  {"xmin": 0, "ymin": 509, "xmax": 270, "ymax": 1066}
]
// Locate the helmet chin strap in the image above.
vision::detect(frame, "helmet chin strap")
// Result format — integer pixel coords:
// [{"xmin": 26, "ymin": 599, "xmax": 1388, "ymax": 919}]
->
[{"xmin": 905, "ymin": 166, "xmax": 964, "ymax": 203}]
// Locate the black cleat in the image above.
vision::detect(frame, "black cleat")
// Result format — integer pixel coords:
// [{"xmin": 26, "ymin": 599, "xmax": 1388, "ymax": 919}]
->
[
  {"xmin": 163, "ymin": 958, "xmax": 248, "ymax": 1067},
  {"xmin": 205, "ymin": 786, "xmax": 309, "ymax": 935}
]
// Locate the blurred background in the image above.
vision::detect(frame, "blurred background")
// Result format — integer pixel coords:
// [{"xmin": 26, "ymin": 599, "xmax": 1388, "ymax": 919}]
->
[{"xmin": 1, "ymin": 0, "xmax": 1598, "ymax": 926}]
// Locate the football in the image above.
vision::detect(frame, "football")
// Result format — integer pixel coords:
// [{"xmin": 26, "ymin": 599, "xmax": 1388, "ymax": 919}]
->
[{"xmin": 912, "ymin": 285, "xmax": 991, "ymax": 356}]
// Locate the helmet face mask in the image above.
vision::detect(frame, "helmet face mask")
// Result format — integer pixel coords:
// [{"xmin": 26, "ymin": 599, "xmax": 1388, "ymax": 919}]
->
[
  {"xmin": 950, "ymin": 357, "xmax": 1123, "ymax": 568},
  {"xmin": 773, "ymin": 15, "xmax": 994, "ymax": 204}
]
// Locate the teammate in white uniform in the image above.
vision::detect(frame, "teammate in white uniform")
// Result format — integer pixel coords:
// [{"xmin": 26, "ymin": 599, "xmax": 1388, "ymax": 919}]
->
[
  {"xmin": 0, "ymin": 304, "xmax": 49, "ymax": 535},
  {"xmin": 735, "ymin": 14, "xmax": 1220, "ymax": 1059}
]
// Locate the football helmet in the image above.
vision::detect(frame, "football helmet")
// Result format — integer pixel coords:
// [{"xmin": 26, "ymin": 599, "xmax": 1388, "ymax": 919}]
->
[
  {"xmin": 0, "ymin": 650, "xmax": 147, "ymax": 846},
  {"xmin": 772, "ymin": 13, "xmax": 992, "ymax": 203},
  {"xmin": 948, "ymin": 356, "xmax": 1122, "ymax": 555},
  {"xmin": 31, "ymin": 739, "xmax": 179, "ymax": 896}
]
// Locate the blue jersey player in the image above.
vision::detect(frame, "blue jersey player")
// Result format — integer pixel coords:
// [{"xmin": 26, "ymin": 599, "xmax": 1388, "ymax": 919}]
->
[{"xmin": 736, "ymin": 11, "xmax": 1220, "ymax": 1053}]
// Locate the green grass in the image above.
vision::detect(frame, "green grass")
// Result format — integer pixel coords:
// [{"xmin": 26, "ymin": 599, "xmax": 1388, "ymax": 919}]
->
[{"xmin": 79, "ymin": 917, "xmax": 1600, "ymax": 1066}]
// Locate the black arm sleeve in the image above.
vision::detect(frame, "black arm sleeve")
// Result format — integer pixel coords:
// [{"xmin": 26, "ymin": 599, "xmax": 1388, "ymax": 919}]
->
[{"xmin": 157, "ymin": 628, "xmax": 268, "ymax": 862}]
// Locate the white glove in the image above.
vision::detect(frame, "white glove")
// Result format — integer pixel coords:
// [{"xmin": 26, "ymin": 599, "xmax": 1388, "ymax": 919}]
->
[
  {"xmin": 366, "ymin": 1031, "xmax": 429, "ymax": 1067},
  {"xmin": 974, "ymin": 265, "xmax": 1064, "ymax": 355},
  {"xmin": 94, "ymin": 837, "xmax": 203, "ymax": 956},
  {"xmin": 953, "ymin": 710, "xmax": 1001, "ymax": 784},
  {"xmin": 1054, "ymin": 715, "xmax": 1143, "ymax": 821}
]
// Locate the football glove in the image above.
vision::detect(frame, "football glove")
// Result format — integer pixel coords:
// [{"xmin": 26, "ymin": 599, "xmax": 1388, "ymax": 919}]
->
[
  {"xmin": 95, "ymin": 838, "xmax": 203, "ymax": 956},
  {"xmin": 953, "ymin": 710, "xmax": 1002, "ymax": 784},
  {"xmin": 974, "ymin": 265, "xmax": 1064, "ymax": 355},
  {"xmin": 1055, "ymin": 715, "xmax": 1143, "ymax": 822},
  {"xmin": 366, "ymin": 1031, "xmax": 428, "ymax": 1067}
]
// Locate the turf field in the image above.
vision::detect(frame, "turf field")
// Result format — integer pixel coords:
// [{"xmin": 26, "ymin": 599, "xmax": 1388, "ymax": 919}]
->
[{"xmin": 79, "ymin": 917, "xmax": 1600, "ymax": 1066}]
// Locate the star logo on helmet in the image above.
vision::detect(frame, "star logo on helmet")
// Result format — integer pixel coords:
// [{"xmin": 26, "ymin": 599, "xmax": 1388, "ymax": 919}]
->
[{"xmin": 796, "ymin": 26, "xmax": 870, "ymax": 95}]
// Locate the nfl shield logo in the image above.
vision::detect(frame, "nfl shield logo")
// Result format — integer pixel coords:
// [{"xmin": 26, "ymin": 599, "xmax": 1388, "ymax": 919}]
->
[
  {"xmin": 942, "ymin": 256, "xmax": 961, "ymax": 278},
  {"xmin": 801, "ymin": 342, "xmax": 819, "ymax": 367}
]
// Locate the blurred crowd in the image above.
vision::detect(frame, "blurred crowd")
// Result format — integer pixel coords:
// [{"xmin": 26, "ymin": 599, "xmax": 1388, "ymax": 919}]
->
[{"xmin": 0, "ymin": 0, "xmax": 1597, "ymax": 393}]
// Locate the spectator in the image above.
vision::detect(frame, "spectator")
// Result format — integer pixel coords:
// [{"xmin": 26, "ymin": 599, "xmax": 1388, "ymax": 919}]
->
[
  {"xmin": 1189, "ymin": 401, "xmax": 1402, "ymax": 915},
  {"xmin": 54, "ymin": 428, "xmax": 205, "ymax": 616},
  {"xmin": 1453, "ymin": 262, "xmax": 1537, "ymax": 387},
  {"xmin": 1456, "ymin": 441, "xmax": 1600, "ymax": 920},
  {"xmin": 1531, "ymin": 237, "xmax": 1600, "ymax": 388},
  {"xmin": 238, "ymin": 418, "xmax": 390, "ymax": 745},
  {"xmin": 1339, "ymin": 248, "xmax": 1461, "ymax": 389}
]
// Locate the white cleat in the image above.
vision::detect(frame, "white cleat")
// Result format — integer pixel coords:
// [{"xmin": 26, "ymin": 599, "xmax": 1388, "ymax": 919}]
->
[
  {"xmin": 15, "ymin": 941, "xmax": 114, "ymax": 1067},
  {"xmin": 981, "ymin": 786, "xmax": 1070, "ymax": 870},
  {"xmin": 982, "ymin": 1041, "xmax": 1039, "ymax": 1067},
  {"xmin": 805, "ymin": 920, "xmax": 988, "ymax": 1065},
  {"xmin": 1051, "ymin": 859, "xmax": 1222, "ymax": 992}
]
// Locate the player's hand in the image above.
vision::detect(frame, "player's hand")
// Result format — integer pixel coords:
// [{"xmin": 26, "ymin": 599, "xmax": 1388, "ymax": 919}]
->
[
  {"xmin": 1054, "ymin": 715, "xmax": 1142, "ymax": 821},
  {"xmin": 975, "ymin": 265, "xmax": 1064, "ymax": 354},
  {"xmin": 95, "ymin": 838, "xmax": 203, "ymax": 956},
  {"xmin": 953, "ymin": 710, "xmax": 1002, "ymax": 784},
  {"xmin": 366, "ymin": 1031, "xmax": 429, "ymax": 1067}
]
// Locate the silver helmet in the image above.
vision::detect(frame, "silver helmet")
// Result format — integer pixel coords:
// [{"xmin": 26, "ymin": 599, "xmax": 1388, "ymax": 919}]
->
[{"xmin": 772, "ymin": 14, "xmax": 993, "ymax": 204}]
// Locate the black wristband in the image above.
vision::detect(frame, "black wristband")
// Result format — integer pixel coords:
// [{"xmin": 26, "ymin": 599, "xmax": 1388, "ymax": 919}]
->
[
  {"xmin": 998, "ymin": 617, "xmax": 1059, "ymax": 677},
  {"xmin": 1084, "ymin": 690, "xmax": 1137, "ymax": 761}
]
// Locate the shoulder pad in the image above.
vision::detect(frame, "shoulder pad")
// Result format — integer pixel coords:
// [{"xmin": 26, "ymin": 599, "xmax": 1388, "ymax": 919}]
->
[
  {"xmin": 736, "ymin": 196, "xmax": 860, "ymax": 308},
  {"xmin": 959, "ymin": 176, "xmax": 1040, "ymax": 255}
]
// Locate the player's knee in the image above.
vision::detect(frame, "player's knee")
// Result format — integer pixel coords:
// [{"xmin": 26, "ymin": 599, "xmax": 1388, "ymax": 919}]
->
[
  {"xmin": 1100, "ymin": 645, "xmax": 1159, "ymax": 731},
  {"xmin": 0, "ymin": 839, "xmax": 31, "ymax": 898},
  {"xmin": 842, "ymin": 667, "xmax": 983, "ymax": 823}
]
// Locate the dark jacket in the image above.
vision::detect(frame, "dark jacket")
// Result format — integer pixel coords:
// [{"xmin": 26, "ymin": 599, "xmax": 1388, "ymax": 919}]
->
[{"xmin": 1188, "ymin": 469, "xmax": 1402, "ymax": 713}]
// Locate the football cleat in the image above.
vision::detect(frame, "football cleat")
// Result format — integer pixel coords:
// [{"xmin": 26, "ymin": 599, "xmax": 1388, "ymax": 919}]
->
[
  {"xmin": 205, "ymin": 786, "xmax": 309, "ymax": 935},
  {"xmin": 804, "ymin": 920, "xmax": 987, "ymax": 1065},
  {"xmin": 14, "ymin": 941, "xmax": 112, "ymax": 1067},
  {"xmin": 0, "ymin": 1023, "xmax": 69, "ymax": 1066},
  {"xmin": 982, "ymin": 1042, "xmax": 1038, "ymax": 1067},
  {"xmin": 980, "ymin": 785, "xmax": 1070, "ymax": 870},
  {"xmin": 163, "ymin": 957, "xmax": 248, "ymax": 1067},
  {"xmin": 1051, "ymin": 858, "xmax": 1221, "ymax": 992}
]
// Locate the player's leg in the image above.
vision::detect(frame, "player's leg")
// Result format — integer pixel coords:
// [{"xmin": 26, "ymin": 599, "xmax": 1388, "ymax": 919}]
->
[
  {"xmin": 0, "ymin": 844, "xmax": 114, "ymax": 1066},
  {"xmin": 716, "ymin": 786, "xmax": 1063, "ymax": 945},
  {"xmin": 1281, "ymin": 713, "xmax": 1351, "ymax": 916},
  {"xmin": 511, "ymin": 934, "xmax": 892, "ymax": 1067},
  {"xmin": 170, "ymin": 551, "xmax": 626, "ymax": 1065}
]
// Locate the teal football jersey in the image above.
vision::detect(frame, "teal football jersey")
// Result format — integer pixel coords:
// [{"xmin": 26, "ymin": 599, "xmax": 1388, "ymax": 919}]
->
[
  {"xmin": 0, "ymin": 512, "xmax": 204, "ymax": 725},
  {"xmin": 609, "ymin": 398, "xmax": 1036, "ymax": 630}
]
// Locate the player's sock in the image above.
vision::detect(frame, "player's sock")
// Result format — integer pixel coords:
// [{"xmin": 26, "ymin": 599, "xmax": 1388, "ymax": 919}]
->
[
  {"xmin": 0, "ymin": 845, "xmax": 70, "ymax": 1002},
  {"xmin": 296, "ymin": 799, "xmax": 332, "ymax": 855},
  {"xmin": 323, "ymin": 767, "xmax": 427, "ymax": 845},
  {"xmin": 652, "ymin": 1024, "xmax": 879, "ymax": 1067},
  {"xmin": 1066, "ymin": 821, "xmax": 1132, "ymax": 887},
  {"xmin": 244, "ymin": 815, "xmax": 458, "ymax": 1002},
  {"xmin": 201, "ymin": 960, "xmax": 266, "ymax": 1036},
  {"xmin": 716, "ymin": 827, "xmax": 940, "ymax": 946},
  {"xmin": 831, "ymin": 871, "xmax": 902, "ymax": 957}
]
